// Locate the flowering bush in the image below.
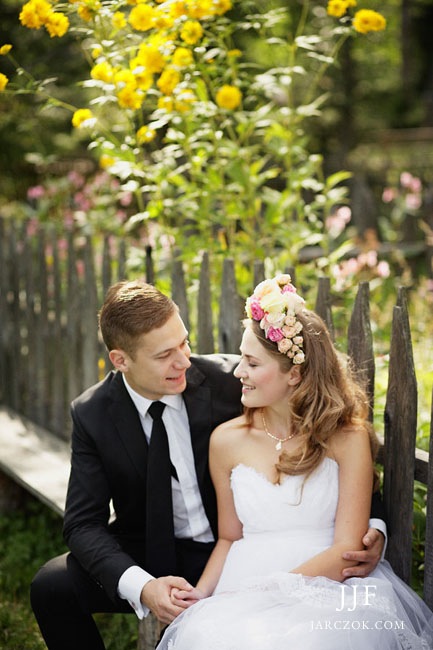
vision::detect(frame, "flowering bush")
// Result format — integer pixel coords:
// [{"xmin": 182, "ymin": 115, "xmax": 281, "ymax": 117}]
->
[
  {"xmin": 380, "ymin": 171, "xmax": 424, "ymax": 242},
  {"xmin": 1, "ymin": 0, "xmax": 386, "ymax": 281}
]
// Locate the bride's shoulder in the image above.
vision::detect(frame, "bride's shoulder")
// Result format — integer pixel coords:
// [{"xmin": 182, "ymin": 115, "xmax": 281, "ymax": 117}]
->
[
  {"xmin": 210, "ymin": 415, "xmax": 248, "ymax": 445},
  {"xmin": 327, "ymin": 425, "xmax": 371, "ymax": 463}
]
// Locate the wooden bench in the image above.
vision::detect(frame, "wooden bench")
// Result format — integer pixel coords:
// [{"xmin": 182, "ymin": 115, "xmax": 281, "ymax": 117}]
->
[
  {"xmin": 0, "ymin": 406, "xmax": 69, "ymax": 516},
  {"xmin": 0, "ymin": 405, "xmax": 160, "ymax": 650}
]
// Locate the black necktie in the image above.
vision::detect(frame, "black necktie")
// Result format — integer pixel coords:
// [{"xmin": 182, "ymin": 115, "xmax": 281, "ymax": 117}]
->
[{"xmin": 146, "ymin": 401, "xmax": 177, "ymax": 576}]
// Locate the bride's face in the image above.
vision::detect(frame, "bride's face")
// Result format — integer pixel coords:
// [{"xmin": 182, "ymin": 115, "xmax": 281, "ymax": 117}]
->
[{"xmin": 234, "ymin": 327, "xmax": 294, "ymax": 409}]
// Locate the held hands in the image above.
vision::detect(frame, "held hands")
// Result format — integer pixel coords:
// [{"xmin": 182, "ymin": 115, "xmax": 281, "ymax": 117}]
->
[
  {"xmin": 170, "ymin": 585, "xmax": 206, "ymax": 609},
  {"xmin": 341, "ymin": 528, "xmax": 385, "ymax": 579},
  {"xmin": 141, "ymin": 576, "xmax": 195, "ymax": 625}
]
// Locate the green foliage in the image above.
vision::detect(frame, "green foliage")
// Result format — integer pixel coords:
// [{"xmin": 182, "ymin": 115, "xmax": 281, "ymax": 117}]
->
[
  {"xmin": 412, "ymin": 481, "xmax": 428, "ymax": 597},
  {"xmin": 2, "ymin": 1, "xmax": 389, "ymax": 277},
  {"xmin": 0, "ymin": 496, "xmax": 137, "ymax": 650}
]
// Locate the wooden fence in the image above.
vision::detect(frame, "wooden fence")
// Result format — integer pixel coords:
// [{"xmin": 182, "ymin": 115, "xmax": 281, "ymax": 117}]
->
[{"xmin": 0, "ymin": 216, "xmax": 432, "ymax": 608}]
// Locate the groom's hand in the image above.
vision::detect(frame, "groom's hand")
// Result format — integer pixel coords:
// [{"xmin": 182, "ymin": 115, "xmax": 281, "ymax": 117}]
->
[
  {"xmin": 341, "ymin": 528, "xmax": 384, "ymax": 578},
  {"xmin": 170, "ymin": 586, "xmax": 205, "ymax": 609},
  {"xmin": 141, "ymin": 576, "xmax": 194, "ymax": 624}
]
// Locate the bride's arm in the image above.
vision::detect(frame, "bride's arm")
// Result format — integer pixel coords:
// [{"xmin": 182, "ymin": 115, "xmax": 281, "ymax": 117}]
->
[
  {"xmin": 290, "ymin": 426, "xmax": 373, "ymax": 582},
  {"xmin": 172, "ymin": 422, "xmax": 243, "ymax": 604}
]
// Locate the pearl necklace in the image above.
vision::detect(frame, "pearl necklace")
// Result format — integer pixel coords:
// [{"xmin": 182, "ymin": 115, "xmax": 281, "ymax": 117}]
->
[{"xmin": 261, "ymin": 409, "xmax": 298, "ymax": 451}]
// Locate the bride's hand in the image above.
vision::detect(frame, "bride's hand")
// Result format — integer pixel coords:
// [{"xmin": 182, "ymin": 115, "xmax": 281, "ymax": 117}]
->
[{"xmin": 170, "ymin": 586, "xmax": 205, "ymax": 608}]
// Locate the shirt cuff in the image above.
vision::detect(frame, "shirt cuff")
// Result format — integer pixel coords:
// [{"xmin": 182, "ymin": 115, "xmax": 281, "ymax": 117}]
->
[
  {"xmin": 368, "ymin": 518, "xmax": 388, "ymax": 559},
  {"xmin": 117, "ymin": 566, "xmax": 155, "ymax": 619}
]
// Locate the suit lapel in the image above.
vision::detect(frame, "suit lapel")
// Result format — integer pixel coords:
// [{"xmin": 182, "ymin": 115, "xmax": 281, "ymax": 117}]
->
[
  {"xmin": 183, "ymin": 362, "xmax": 212, "ymax": 488},
  {"xmin": 108, "ymin": 372, "xmax": 149, "ymax": 482}
]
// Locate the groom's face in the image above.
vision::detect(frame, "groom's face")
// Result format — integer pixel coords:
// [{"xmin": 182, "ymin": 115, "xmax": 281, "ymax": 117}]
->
[{"xmin": 114, "ymin": 311, "xmax": 192, "ymax": 400}]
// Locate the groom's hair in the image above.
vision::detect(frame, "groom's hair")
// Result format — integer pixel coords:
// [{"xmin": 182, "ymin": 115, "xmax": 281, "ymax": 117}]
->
[{"xmin": 99, "ymin": 279, "xmax": 177, "ymax": 357}]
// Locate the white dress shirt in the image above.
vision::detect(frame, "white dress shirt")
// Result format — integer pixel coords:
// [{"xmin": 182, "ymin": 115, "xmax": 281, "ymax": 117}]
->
[{"xmin": 117, "ymin": 375, "xmax": 214, "ymax": 619}]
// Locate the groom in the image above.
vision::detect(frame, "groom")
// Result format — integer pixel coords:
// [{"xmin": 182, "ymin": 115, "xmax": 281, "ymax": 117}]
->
[{"xmin": 30, "ymin": 279, "xmax": 386, "ymax": 650}]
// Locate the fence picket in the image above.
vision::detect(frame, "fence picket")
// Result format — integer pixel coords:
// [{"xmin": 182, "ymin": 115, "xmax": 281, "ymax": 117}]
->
[
  {"xmin": 171, "ymin": 250, "xmax": 190, "ymax": 334},
  {"xmin": 218, "ymin": 258, "xmax": 242, "ymax": 354},
  {"xmin": 81, "ymin": 237, "xmax": 99, "ymax": 390},
  {"xmin": 424, "ymin": 390, "xmax": 433, "ymax": 608},
  {"xmin": 197, "ymin": 251, "xmax": 214, "ymax": 354},
  {"xmin": 383, "ymin": 300, "xmax": 418, "ymax": 585},
  {"xmin": 315, "ymin": 276, "xmax": 334, "ymax": 339},
  {"xmin": 347, "ymin": 282, "xmax": 375, "ymax": 416}
]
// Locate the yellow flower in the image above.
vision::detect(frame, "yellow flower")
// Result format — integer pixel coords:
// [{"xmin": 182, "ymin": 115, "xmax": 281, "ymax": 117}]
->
[
  {"xmin": 19, "ymin": 0, "xmax": 52, "ymax": 29},
  {"xmin": 92, "ymin": 45, "xmax": 102, "ymax": 58},
  {"xmin": 112, "ymin": 11, "xmax": 127, "ymax": 29},
  {"xmin": 99, "ymin": 154, "xmax": 115, "ymax": 169},
  {"xmin": 180, "ymin": 20, "xmax": 203, "ymax": 45},
  {"xmin": 216, "ymin": 84, "xmax": 242, "ymax": 110},
  {"xmin": 77, "ymin": 5, "xmax": 92, "ymax": 21},
  {"xmin": 157, "ymin": 95, "xmax": 174, "ymax": 111},
  {"xmin": 114, "ymin": 69, "xmax": 136, "ymax": 88},
  {"xmin": 91, "ymin": 61, "xmax": 114, "ymax": 82},
  {"xmin": 72, "ymin": 108, "xmax": 94, "ymax": 127},
  {"xmin": 169, "ymin": 1, "xmax": 188, "ymax": 19},
  {"xmin": 157, "ymin": 68, "xmax": 180, "ymax": 95},
  {"xmin": 175, "ymin": 88, "xmax": 196, "ymax": 112},
  {"xmin": 137, "ymin": 125, "xmax": 156, "ymax": 143},
  {"xmin": 0, "ymin": 73, "xmax": 9, "ymax": 91},
  {"xmin": 0, "ymin": 44, "xmax": 12, "ymax": 55},
  {"xmin": 227, "ymin": 48, "xmax": 241, "ymax": 58},
  {"xmin": 130, "ymin": 60, "xmax": 154, "ymax": 90},
  {"xmin": 172, "ymin": 47, "xmax": 193, "ymax": 68},
  {"xmin": 153, "ymin": 8, "xmax": 173, "ymax": 30},
  {"xmin": 76, "ymin": 0, "xmax": 101, "ymax": 22},
  {"xmin": 327, "ymin": 0, "xmax": 349, "ymax": 18},
  {"xmin": 117, "ymin": 86, "xmax": 143, "ymax": 109},
  {"xmin": 187, "ymin": 0, "xmax": 212, "ymax": 19},
  {"xmin": 353, "ymin": 9, "xmax": 386, "ymax": 34},
  {"xmin": 213, "ymin": 0, "xmax": 232, "ymax": 15},
  {"xmin": 136, "ymin": 43, "xmax": 165, "ymax": 73},
  {"xmin": 45, "ymin": 12, "xmax": 69, "ymax": 37},
  {"xmin": 129, "ymin": 4, "xmax": 155, "ymax": 31}
]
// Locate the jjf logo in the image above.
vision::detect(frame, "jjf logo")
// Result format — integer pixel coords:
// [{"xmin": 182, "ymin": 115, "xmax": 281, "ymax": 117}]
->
[{"xmin": 336, "ymin": 585, "xmax": 377, "ymax": 612}]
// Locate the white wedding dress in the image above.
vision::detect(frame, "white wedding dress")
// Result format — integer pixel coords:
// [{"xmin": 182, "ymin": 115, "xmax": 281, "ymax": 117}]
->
[{"xmin": 157, "ymin": 458, "xmax": 433, "ymax": 649}]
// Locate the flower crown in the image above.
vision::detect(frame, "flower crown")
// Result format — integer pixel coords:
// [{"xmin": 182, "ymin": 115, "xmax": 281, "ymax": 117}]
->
[{"xmin": 245, "ymin": 274, "xmax": 306, "ymax": 364}]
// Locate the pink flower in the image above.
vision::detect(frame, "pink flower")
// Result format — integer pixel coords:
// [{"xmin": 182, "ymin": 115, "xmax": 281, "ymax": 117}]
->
[
  {"xmin": 266, "ymin": 326, "xmax": 284, "ymax": 342},
  {"xmin": 376, "ymin": 260, "xmax": 390, "ymax": 278},
  {"xmin": 250, "ymin": 299, "xmax": 265, "ymax": 320},
  {"xmin": 400, "ymin": 172, "xmax": 421, "ymax": 192},
  {"xmin": 67, "ymin": 170, "xmax": 85, "ymax": 189},
  {"xmin": 382, "ymin": 187, "xmax": 396, "ymax": 203},
  {"xmin": 405, "ymin": 193, "xmax": 422, "ymax": 210},
  {"xmin": 27, "ymin": 185, "xmax": 45, "ymax": 200},
  {"xmin": 282, "ymin": 283, "xmax": 296, "ymax": 293},
  {"xmin": 277, "ymin": 338, "xmax": 292, "ymax": 354}
]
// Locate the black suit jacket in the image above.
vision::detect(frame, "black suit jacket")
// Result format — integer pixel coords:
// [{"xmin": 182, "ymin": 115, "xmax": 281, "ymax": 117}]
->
[{"xmin": 63, "ymin": 354, "xmax": 242, "ymax": 602}]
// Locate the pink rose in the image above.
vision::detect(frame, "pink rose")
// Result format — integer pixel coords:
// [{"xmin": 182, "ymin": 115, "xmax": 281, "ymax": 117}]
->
[
  {"xmin": 250, "ymin": 299, "xmax": 265, "ymax": 320},
  {"xmin": 277, "ymin": 338, "xmax": 292, "ymax": 354},
  {"xmin": 266, "ymin": 326, "xmax": 284, "ymax": 342}
]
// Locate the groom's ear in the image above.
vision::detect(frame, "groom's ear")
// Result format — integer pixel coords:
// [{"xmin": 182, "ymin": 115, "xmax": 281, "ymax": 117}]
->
[
  {"xmin": 287, "ymin": 365, "xmax": 302, "ymax": 386},
  {"xmin": 109, "ymin": 348, "xmax": 130, "ymax": 372}
]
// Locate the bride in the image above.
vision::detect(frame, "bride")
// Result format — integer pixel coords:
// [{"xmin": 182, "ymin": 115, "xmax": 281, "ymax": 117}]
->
[{"xmin": 157, "ymin": 274, "xmax": 433, "ymax": 649}]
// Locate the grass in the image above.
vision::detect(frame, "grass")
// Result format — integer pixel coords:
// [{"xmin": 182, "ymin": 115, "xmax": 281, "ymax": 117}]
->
[{"xmin": 0, "ymin": 490, "xmax": 138, "ymax": 650}]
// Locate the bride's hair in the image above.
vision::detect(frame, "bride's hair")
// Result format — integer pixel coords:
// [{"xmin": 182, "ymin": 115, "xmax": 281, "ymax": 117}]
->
[{"xmin": 244, "ymin": 311, "xmax": 380, "ymax": 486}]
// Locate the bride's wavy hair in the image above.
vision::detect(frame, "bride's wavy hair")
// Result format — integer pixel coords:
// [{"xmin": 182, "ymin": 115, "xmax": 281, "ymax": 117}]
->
[{"xmin": 244, "ymin": 311, "xmax": 380, "ymax": 487}]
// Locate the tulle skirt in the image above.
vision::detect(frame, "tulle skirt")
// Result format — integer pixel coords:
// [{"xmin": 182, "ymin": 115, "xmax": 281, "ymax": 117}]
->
[{"xmin": 157, "ymin": 561, "xmax": 433, "ymax": 650}]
